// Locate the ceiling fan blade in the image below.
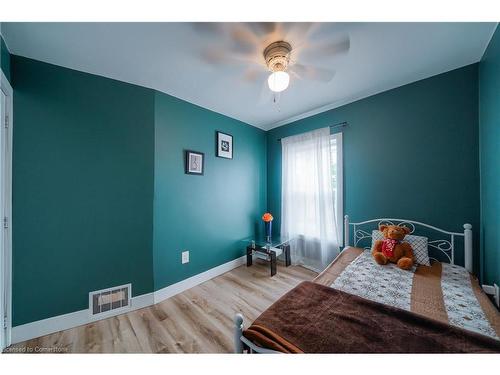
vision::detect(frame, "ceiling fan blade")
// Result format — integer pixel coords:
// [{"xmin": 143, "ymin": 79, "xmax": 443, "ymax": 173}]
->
[
  {"xmin": 243, "ymin": 67, "xmax": 268, "ymax": 83},
  {"xmin": 283, "ymin": 22, "xmax": 316, "ymax": 44},
  {"xmin": 288, "ymin": 67, "xmax": 302, "ymax": 80},
  {"xmin": 292, "ymin": 37, "xmax": 350, "ymax": 60},
  {"xmin": 289, "ymin": 64, "xmax": 336, "ymax": 82},
  {"xmin": 229, "ymin": 24, "xmax": 260, "ymax": 54},
  {"xmin": 316, "ymin": 37, "xmax": 350, "ymax": 57},
  {"xmin": 200, "ymin": 49, "xmax": 233, "ymax": 65},
  {"xmin": 200, "ymin": 48, "xmax": 259, "ymax": 66},
  {"xmin": 248, "ymin": 22, "xmax": 277, "ymax": 36}
]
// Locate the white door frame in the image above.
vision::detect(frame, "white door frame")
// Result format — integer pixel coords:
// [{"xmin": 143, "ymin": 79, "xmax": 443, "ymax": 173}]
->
[{"xmin": 0, "ymin": 69, "xmax": 13, "ymax": 350}]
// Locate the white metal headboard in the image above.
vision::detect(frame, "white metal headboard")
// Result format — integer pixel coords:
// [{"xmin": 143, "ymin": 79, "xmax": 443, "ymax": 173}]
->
[{"xmin": 343, "ymin": 215, "xmax": 473, "ymax": 272}]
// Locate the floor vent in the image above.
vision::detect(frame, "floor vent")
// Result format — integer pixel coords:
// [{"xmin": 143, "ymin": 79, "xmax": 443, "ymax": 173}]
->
[{"xmin": 89, "ymin": 283, "xmax": 131, "ymax": 316}]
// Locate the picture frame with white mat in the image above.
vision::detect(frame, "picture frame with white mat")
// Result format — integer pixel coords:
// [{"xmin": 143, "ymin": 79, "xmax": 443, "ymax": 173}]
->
[
  {"xmin": 216, "ymin": 131, "xmax": 233, "ymax": 159},
  {"xmin": 184, "ymin": 150, "xmax": 205, "ymax": 175}
]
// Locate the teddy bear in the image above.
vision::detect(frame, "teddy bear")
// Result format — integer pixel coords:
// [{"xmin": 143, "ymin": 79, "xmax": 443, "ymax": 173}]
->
[{"xmin": 372, "ymin": 224, "xmax": 415, "ymax": 270}]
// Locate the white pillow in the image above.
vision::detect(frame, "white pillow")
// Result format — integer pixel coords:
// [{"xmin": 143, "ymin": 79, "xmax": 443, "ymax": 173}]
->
[{"xmin": 371, "ymin": 230, "xmax": 431, "ymax": 266}]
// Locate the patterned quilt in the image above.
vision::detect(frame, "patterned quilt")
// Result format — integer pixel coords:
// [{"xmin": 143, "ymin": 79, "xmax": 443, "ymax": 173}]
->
[{"xmin": 329, "ymin": 250, "xmax": 499, "ymax": 340}]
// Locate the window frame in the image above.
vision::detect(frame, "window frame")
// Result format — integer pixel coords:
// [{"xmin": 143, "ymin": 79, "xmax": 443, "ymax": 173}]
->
[{"xmin": 330, "ymin": 132, "xmax": 344, "ymax": 246}]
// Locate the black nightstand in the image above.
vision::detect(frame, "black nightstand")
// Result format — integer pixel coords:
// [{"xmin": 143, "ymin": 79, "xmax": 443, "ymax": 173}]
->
[{"xmin": 245, "ymin": 237, "xmax": 292, "ymax": 276}]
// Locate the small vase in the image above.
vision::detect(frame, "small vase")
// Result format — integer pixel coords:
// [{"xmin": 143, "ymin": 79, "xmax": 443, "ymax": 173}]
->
[{"xmin": 265, "ymin": 221, "xmax": 272, "ymax": 242}]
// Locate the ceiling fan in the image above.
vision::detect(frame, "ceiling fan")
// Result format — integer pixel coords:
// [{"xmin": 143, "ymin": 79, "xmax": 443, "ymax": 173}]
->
[
  {"xmin": 195, "ymin": 23, "xmax": 350, "ymax": 99},
  {"xmin": 264, "ymin": 41, "xmax": 293, "ymax": 92}
]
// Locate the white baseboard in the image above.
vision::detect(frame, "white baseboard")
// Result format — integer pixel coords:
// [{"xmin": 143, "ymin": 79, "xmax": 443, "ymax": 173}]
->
[
  {"xmin": 153, "ymin": 255, "xmax": 246, "ymax": 303},
  {"xmin": 11, "ymin": 308, "xmax": 90, "ymax": 345},
  {"xmin": 10, "ymin": 293, "xmax": 154, "ymax": 345},
  {"xmin": 10, "ymin": 255, "xmax": 246, "ymax": 345},
  {"xmin": 131, "ymin": 292, "xmax": 155, "ymax": 310}
]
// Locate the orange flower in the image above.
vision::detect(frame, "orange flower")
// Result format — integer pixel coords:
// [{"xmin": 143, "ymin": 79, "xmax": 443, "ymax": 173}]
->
[{"xmin": 262, "ymin": 213, "xmax": 273, "ymax": 222}]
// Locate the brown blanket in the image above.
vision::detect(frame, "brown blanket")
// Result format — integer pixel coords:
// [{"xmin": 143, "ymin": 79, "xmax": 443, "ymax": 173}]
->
[{"xmin": 243, "ymin": 281, "xmax": 500, "ymax": 353}]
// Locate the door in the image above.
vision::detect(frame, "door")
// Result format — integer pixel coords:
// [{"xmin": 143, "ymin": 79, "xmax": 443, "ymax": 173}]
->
[{"xmin": 0, "ymin": 71, "xmax": 13, "ymax": 350}]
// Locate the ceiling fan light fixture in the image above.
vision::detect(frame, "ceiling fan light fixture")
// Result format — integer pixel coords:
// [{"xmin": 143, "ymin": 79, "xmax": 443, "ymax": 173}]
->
[{"xmin": 268, "ymin": 71, "xmax": 290, "ymax": 93}]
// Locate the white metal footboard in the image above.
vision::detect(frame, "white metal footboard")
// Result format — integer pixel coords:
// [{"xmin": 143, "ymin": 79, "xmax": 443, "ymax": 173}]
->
[{"xmin": 234, "ymin": 314, "xmax": 280, "ymax": 354}]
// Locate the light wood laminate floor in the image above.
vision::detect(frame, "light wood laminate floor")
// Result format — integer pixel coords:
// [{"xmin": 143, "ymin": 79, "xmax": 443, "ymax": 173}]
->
[{"xmin": 7, "ymin": 261, "xmax": 316, "ymax": 353}]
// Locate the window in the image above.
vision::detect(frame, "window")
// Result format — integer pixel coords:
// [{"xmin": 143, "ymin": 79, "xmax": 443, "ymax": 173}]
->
[{"xmin": 281, "ymin": 127, "xmax": 343, "ymax": 271}]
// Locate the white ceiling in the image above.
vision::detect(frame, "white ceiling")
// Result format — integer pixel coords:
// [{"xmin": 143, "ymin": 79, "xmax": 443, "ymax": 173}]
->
[{"xmin": 1, "ymin": 22, "xmax": 497, "ymax": 130}]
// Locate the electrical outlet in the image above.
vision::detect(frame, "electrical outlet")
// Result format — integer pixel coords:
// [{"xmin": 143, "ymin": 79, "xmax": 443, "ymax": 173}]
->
[{"xmin": 182, "ymin": 250, "xmax": 189, "ymax": 264}]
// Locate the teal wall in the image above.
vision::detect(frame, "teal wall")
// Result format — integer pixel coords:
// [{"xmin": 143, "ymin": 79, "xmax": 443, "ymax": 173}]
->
[
  {"xmin": 11, "ymin": 56, "xmax": 155, "ymax": 325},
  {"xmin": 267, "ymin": 64, "xmax": 480, "ymax": 269},
  {"xmin": 11, "ymin": 55, "xmax": 266, "ymax": 326},
  {"xmin": 153, "ymin": 92, "xmax": 267, "ymax": 290},
  {"xmin": 1, "ymin": 35, "xmax": 11, "ymax": 82},
  {"xmin": 479, "ymin": 25, "xmax": 500, "ymax": 285},
  {"xmin": 9, "ymin": 48, "xmax": 489, "ymax": 325}
]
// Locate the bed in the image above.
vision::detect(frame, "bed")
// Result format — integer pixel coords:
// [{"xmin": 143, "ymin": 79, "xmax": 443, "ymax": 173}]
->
[{"xmin": 234, "ymin": 216, "xmax": 500, "ymax": 353}]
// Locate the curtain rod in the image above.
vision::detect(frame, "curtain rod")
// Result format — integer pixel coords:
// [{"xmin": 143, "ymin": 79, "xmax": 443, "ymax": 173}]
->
[{"xmin": 276, "ymin": 122, "xmax": 348, "ymax": 142}]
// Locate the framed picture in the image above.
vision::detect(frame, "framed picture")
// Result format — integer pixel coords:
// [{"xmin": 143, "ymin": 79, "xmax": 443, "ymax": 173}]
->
[
  {"xmin": 216, "ymin": 131, "xmax": 233, "ymax": 159},
  {"xmin": 185, "ymin": 150, "xmax": 204, "ymax": 175}
]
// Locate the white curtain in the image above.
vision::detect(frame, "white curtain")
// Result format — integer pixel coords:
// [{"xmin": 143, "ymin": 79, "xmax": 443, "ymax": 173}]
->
[{"xmin": 281, "ymin": 127, "xmax": 340, "ymax": 272}]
